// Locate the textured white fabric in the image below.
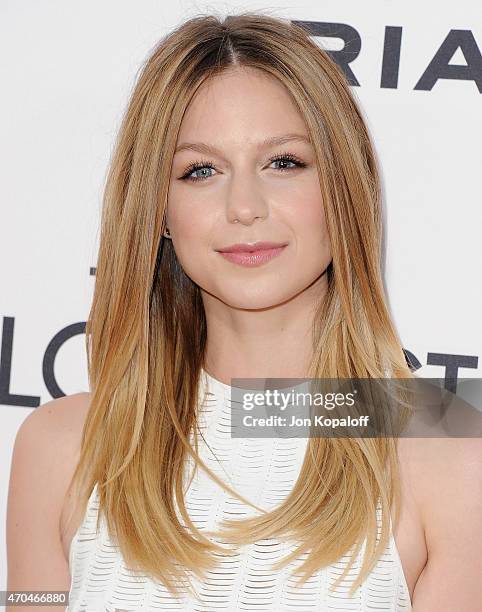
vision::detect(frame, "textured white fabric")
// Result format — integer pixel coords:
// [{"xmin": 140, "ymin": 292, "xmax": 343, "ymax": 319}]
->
[{"xmin": 67, "ymin": 369, "xmax": 412, "ymax": 611}]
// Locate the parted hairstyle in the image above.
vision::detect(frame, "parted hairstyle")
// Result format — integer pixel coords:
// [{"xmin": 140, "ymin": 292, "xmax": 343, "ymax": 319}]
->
[{"xmin": 66, "ymin": 10, "xmax": 415, "ymax": 598}]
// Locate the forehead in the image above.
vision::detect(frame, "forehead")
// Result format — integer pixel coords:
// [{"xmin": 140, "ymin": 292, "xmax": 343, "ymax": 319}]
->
[{"xmin": 176, "ymin": 67, "xmax": 309, "ymax": 144}]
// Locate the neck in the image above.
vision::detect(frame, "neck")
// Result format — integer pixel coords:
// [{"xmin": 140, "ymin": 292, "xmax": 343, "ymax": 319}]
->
[{"xmin": 201, "ymin": 272, "xmax": 327, "ymax": 386}]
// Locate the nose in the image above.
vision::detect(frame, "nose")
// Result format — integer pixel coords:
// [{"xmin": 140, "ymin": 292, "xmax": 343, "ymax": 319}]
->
[{"xmin": 225, "ymin": 172, "xmax": 269, "ymax": 226}]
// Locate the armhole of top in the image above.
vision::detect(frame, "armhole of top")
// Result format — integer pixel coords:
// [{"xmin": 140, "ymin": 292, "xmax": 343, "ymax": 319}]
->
[{"xmin": 68, "ymin": 482, "xmax": 99, "ymax": 571}]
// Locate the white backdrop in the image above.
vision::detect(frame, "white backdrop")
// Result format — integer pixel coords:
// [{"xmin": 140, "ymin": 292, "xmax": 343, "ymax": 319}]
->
[{"xmin": 1, "ymin": 0, "xmax": 481, "ymax": 598}]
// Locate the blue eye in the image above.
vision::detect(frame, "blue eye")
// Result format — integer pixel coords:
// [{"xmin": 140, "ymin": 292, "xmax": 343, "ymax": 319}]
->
[
  {"xmin": 179, "ymin": 153, "xmax": 307, "ymax": 182},
  {"xmin": 270, "ymin": 155, "xmax": 302, "ymax": 171},
  {"xmin": 179, "ymin": 159, "xmax": 216, "ymax": 182}
]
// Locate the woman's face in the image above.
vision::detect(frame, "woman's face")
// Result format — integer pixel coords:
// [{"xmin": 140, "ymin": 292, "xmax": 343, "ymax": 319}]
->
[{"xmin": 167, "ymin": 66, "xmax": 331, "ymax": 310}]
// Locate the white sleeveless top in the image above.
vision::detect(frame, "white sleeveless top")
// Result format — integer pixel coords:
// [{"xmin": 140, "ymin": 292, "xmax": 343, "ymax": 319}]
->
[{"xmin": 67, "ymin": 369, "xmax": 412, "ymax": 611}]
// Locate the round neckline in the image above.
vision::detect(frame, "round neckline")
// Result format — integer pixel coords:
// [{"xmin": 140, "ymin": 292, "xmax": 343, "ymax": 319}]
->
[
  {"xmin": 200, "ymin": 367, "xmax": 313, "ymax": 398},
  {"xmin": 201, "ymin": 367, "xmax": 239, "ymax": 397}
]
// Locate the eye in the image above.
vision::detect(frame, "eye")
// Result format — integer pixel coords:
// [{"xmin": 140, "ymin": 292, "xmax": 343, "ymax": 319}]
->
[
  {"xmin": 268, "ymin": 152, "xmax": 307, "ymax": 172},
  {"xmin": 179, "ymin": 152, "xmax": 307, "ymax": 183},
  {"xmin": 179, "ymin": 159, "xmax": 217, "ymax": 182}
]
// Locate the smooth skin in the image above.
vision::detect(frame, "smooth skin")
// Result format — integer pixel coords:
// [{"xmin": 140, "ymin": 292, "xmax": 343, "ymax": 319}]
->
[{"xmin": 7, "ymin": 66, "xmax": 482, "ymax": 611}]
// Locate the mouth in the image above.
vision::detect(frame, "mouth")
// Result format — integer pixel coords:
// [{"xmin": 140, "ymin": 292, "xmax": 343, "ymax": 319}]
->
[{"xmin": 215, "ymin": 242, "xmax": 288, "ymax": 268}]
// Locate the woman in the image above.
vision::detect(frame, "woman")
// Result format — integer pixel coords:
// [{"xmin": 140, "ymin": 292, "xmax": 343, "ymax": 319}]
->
[{"xmin": 7, "ymin": 11, "xmax": 481, "ymax": 612}]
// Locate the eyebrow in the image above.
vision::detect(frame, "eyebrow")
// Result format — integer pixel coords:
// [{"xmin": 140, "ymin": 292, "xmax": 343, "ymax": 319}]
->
[{"xmin": 174, "ymin": 133, "xmax": 312, "ymax": 156}]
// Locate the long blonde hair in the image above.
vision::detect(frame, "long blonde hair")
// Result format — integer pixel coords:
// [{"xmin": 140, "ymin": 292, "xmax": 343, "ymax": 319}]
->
[{"xmin": 67, "ymin": 11, "xmax": 415, "ymax": 598}]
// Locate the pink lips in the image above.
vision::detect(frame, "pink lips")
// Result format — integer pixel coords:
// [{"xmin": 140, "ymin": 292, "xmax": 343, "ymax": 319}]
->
[{"xmin": 216, "ymin": 241, "xmax": 288, "ymax": 267}]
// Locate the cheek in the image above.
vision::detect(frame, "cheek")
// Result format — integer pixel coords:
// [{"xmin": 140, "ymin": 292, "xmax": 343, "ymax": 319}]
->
[
  {"xmin": 168, "ymin": 192, "xmax": 211, "ymax": 245},
  {"xmin": 283, "ymin": 186, "xmax": 330, "ymax": 254},
  {"xmin": 166, "ymin": 199, "xmax": 216, "ymax": 281}
]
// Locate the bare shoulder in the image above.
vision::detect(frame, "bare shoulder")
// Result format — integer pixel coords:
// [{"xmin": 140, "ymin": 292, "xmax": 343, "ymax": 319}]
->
[
  {"xmin": 397, "ymin": 435, "xmax": 482, "ymax": 519},
  {"xmin": 398, "ymin": 436, "xmax": 482, "ymax": 609},
  {"xmin": 11, "ymin": 391, "xmax": 92, "ymax": 492},
  {"xmin": 405, "ymin": 435, "xmax": 482, "ymax": 525},
  {"xmin": 23, "ymin": 390, "xmax": 92, "ymax": 435},
  {"xmin": 7, "ymin": 392, "xmax": 92, "ymax": 605}
]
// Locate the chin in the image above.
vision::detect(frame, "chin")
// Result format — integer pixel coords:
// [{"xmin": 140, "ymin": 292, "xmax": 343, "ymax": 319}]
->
[{"xmin": 214, "ymin": 285, "xmax": 298, "ymax": 311}]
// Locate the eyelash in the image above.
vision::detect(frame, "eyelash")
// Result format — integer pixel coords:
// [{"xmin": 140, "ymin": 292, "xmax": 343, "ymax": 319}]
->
[{"xmin": 179, "ymin": 152, "xmax": 307, "ymax": 182}]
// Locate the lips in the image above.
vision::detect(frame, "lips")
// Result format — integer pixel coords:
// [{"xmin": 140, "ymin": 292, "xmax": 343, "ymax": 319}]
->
[
  {"xmin": 216, "ymin": 242, "xmax": 288, "ymax": 267},
  {"xmin": 217, "ymin": 241, "xmax": 288, "ymax": 253}
]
